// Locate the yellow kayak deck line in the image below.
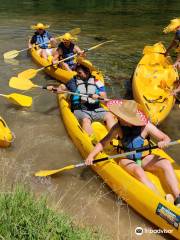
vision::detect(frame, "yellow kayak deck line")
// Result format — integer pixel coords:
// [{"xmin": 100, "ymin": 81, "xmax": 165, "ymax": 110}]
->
[
  {"xmin": 0, "ymin": 116, "xmax": 13, "ymax": 147},
  {"xmin": 58, "ymin": 93, "xmax": 180, "ymax": 239},
  {"xmin": 132, "ymin": 42, "xmax": 179, "ymax": 125}
]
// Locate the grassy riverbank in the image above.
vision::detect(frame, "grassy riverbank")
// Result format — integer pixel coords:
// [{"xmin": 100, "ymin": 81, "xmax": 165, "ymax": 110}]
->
[{"xmin": 0, "ymin": 186, "xmax": 106, "ymax": 240}]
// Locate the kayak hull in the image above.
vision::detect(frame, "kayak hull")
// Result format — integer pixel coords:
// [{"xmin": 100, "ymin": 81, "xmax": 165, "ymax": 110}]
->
[
  {"xmin": 0, "ymin": 116, "xmax": 13, "ymax": 147},
  {"xmin": 132, "ymin": 42, "xmax": 178, "ymax": 125},
  {"xmin": 58, "ymin": 93, "xmax": 180, "ymax": 239}
]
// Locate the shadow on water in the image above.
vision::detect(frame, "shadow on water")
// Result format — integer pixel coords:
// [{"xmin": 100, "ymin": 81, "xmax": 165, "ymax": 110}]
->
[{"xmin": 0, "ymin": 1, "xmax": 179, "ymax": 239}]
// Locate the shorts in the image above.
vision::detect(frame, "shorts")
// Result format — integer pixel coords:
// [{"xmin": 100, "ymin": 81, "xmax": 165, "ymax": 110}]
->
[{"xmin": 74, "ymin": 108, "xmax": 107, "ymax": 122}]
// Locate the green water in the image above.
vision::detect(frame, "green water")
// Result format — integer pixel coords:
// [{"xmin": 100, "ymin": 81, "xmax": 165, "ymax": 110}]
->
[{"xmin": 0, "ymin": 1, "xmax": 179, "ymax": 239}]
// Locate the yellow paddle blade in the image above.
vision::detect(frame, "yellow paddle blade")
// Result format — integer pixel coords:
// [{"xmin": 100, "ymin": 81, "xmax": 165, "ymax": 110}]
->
[
  {"xmin": 18, "ymin": 69, "xmax": 37, "ymax": 80},
  {"xmin": 69, "ymin": 27, "xmax": 81, "ymax": 36},
  {"xmin": 4, "ymin": 58, "xmax": 19, "ymax": 66},
  {"xmin": 3, "ymin": 50, "xmax": 19, "ymax": 59},
  {"xmin": 56, "ymin": 28, "xmax": 81, "ymax": 40},
  {"xmin": 9, "ymin": 77, "xmax": 37, "ymax": 90},
  {"xmin": 35, "ymin": 164, "xmax": 75, "ymax": 177},
  {"xmin": 2, "ymin": 93, "xmax": 32, "ymax": 107}
]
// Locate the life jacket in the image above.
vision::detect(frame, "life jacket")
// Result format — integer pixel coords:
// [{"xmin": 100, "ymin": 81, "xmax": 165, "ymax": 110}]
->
[
  {"xmin": 58, "ymin": 42, "xmax": 75, "ymax": 67},
  {"xmin": 71, "ymin": 76, "xmax": 101, "ymax": 111},
  {"xmin": 113, "ymin": 124, "xmax": 152, "ymax": 161},
  {"xmin": 34, "ymin": 31, "xmax": 51, "ymax": 49}
]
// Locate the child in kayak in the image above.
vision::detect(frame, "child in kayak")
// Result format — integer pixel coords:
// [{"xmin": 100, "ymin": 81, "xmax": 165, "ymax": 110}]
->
[
  {"xmin": 85, "ymin": 99, "xmax": 180, "ymax": 207},
  {"xmin": 47, "ymin": 64, "xmax": 116, "ymax": 143},
  {"xmin": 164, "ymin": 18, "xmax": 180, "ymax": 70},
  {"xmin": 52, "ymin": 33, "xmax": 84, "ymax": 71},
  {"xmin": 29, "ymin": 23, "xmax": 56, "ymax": 59}
]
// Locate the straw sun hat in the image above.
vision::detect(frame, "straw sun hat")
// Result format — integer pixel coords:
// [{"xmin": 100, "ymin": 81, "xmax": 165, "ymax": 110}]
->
[
  {"xmin": 107, "ymin": 100, "xmax": 148, "ymax": 126},
  {"xmin": 163, "ymin": 18, "xmax": 180, "ymax": 33},
  {"xmin": 31, "ymin": 23, "xmax": 50, "ymax": 30},
  {"xmin": 59, "ymin": 32, "xmax": 78, "ymax": 42}
]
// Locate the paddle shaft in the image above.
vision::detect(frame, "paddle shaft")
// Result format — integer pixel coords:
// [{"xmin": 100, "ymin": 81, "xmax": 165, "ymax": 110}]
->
[
  {"xmin": 37, "ymin": 40, "xmax": 114, "ymax": 72},
  {"xmin": 71, "ymin": 140, "xmax": 180, "ymax": 168}
]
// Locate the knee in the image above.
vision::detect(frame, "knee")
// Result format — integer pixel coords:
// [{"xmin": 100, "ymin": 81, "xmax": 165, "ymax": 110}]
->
[
  {"xmin": 104, "ymin": 112, "xmax": 115, "ymax": 122},
  {"xmin": 158, "ymin": 159, "xmax": 172, "ymax": 172},
  {"xmin": 133, "ymin": 167, "xmax": 147, "ymax": 181},
  {"xmin": 82, "ymin": 118, "xmax": 91, "ymax": 125}
]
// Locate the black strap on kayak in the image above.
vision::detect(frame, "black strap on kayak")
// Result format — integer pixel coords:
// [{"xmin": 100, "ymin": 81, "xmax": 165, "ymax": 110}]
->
[{"xmin": 143, "ymin": 95, "xmax": 167, "ymax": 103}]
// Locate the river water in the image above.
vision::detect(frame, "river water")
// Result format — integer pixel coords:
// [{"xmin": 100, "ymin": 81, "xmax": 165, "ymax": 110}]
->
[{"xmin": 0, "ymin": 1, "xmax": 179, "ymax": 239}]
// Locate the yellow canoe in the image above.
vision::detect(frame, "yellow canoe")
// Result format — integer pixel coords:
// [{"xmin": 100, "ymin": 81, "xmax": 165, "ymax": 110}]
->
[
  {"xmin": 0, "ymin": 116, "xmax": 13, "ymax": 147},
  {"xmin": 29, "ymin": 47, "xmax": 101, "ymax": 83},
  {"xmin": 132, "ymin": 42, "xmax": 179, "ymax": 125},
  {"xmin": 58, "ymin": 93, "xmax": 180, "ymax": 239}
]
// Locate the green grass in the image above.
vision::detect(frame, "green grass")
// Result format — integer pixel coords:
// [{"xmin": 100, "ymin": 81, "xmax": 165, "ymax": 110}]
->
[{"xmin": 0, "ymin": 186, "xmax": 106, "ymax": 240}]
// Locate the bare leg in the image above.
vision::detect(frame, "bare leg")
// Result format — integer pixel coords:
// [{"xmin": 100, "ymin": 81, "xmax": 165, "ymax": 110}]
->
[
  {"xmin": 142, "ymin": 155, "xmax": 180, "ymax": 198},
  {"xmin": 104, "ymin": 112, "xmax": 117, "ymax": 130},
  {"xmin": 81, "ymin": 117, "xmax": 93, "ymax": 136},
  {"xmin": 119, "ymin": 158, "xmax": 158, "ymax": 193},
  {"xmin": 40, "ymin": 49, "xmax": 48, "ymax": 59},
  {"xmin": 60, "ymin": 62, "xmax": 72, "ymax": 71}
]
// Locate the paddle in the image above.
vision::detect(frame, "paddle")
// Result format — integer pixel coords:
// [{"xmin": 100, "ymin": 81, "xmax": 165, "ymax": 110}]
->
[
  {"xmin": 3, "ymin": 27, "xmax": 81, "ymax": 59},
  {"xmin": 34, "ymin": 139, "xmax": 180, "ymax": 177},
  {"xmin": 9, "ymin": 77, "xmax": 111, "ymax": 102},
  {"xmin": 0, "ymin": 93, "xmax": 32, "ymax": 107},
  {"xmin": 18, "ymin": 40, "xmax": 114, "ymax": 80}
]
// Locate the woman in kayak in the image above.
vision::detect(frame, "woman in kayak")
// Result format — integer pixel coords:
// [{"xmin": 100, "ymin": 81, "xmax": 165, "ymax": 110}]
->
[
  {"xmin": 85, "ymin": 100, "xmax": 180, "ymax": 207},
  {"xmin": 164, "ymin": 18, "xmax": 180, "ymax": 70},
  {"xmin": 29, "ymin": 23, "xmax": 56, "ymax": 59},
  {"xmin": 47, "ymin": 64, "xmax": 116, "ymax": 143},
  {"xmin": 52, "ymin": 33, "xmax": 84, "ymax": 71}
]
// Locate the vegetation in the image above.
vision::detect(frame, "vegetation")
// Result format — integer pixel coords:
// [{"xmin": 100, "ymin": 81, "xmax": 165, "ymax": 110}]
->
[{"xmin": 0, "ymin": 186, "xmax": 106, "ymax": 240}]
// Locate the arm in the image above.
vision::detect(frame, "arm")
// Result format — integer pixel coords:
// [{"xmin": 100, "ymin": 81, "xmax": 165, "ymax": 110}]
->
[
  {"xmin": 142, "ymin": 122, "xmax": 171, "ymax": 148},
  {"xmin": 74, "ymin": 45, "xmax": 85, "ymax": 56},
  {"xmin": 50, "ymin": 37, "xmax": 57, "ymax": 47},
  {"xmin": 165, "ymin": 36, "xmax": 178, "ymax": 56},
  {"xmin": 85, "ymin": 123, "xmax": 119, "ymax": 165},
  {"xmin": 52, "ymin": 48, "xmax": 63, "ymax": 63}
]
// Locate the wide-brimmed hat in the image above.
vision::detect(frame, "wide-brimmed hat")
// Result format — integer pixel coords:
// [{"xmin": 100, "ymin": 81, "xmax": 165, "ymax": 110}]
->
[
  {"xmin": 163, "ymin": 18, "xmax": 180, "ymax": 33},
  {"xmin": 59, "ymin": 32, "xmax": 78, "ymax": 42},
  {"xmin": 107, "ymin": 100, "xmax": 148, "ymax": 126},
  {"xmin": 31, "ymin": 23, "xmax": 50, "ymax": 30}
]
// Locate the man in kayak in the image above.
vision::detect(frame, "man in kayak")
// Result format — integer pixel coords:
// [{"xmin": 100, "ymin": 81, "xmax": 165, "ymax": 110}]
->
[
  {"xmin": 52, "ymin": 33, "xmax": 84, "ymax": 71},
  {"xmin": 85, "ymin": 100, "xmax": 180, "ymax": 207},
  {"xmin": 164, "ymin": 18, "xmax": 180, "ymax": 70},
  {"xmin": 29, "ymin": 23, "xmax": 56, "ymax": 59},
  {"xmin": 47, "ymin": 64, "xmax": 116, "ymax": 143}
]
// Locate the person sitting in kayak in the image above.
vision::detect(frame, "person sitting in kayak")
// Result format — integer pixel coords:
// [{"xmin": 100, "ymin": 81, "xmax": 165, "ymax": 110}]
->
[
  {"xmin": 52, "ymin": 33, "xmax": 84, "ymax": 71},
  {"xmin": 85, "ymin": 100, "xmax": 180, "ymax": 207},
  {"xmin": 47, "ymin": 64, "xmax": 116, "ymax": 143},
  {"xmin": 164, "ymin": 18, "xmax": 180, "ymax": 70},
  {"xmin": 29, "ymin": 23, "xmax": 56, "ymax": 59}
]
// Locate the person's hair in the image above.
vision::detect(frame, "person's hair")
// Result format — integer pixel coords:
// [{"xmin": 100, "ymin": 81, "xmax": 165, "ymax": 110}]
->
[{"xmin": 75, "ymin": 64, "xmax": 90, "ymax": 75}]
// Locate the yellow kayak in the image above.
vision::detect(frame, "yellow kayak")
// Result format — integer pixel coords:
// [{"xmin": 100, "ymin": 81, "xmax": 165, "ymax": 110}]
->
[
  {"xmin": 29, "ymin": 47, "xmax": 101, "ymax": 83},
  {"xmin": 132, "ymin": 42, "xmax": 179, "ymax": 125},
  {"xmin": 0, "ymin": 116, "xmax": 13, "ymax": 147},
  {"xmin": 58, "ymin": 93, "xmax": 180, "ymax": 239}
]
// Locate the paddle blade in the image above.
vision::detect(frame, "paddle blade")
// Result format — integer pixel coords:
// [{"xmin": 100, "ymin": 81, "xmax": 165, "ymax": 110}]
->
[
  {"xmin": 7, "ymin": 93, "xmax": 32, "ymax": 107},
  {"xmin": 3, "ymin": 50, "xmax": 19, "ymax": 59},
  {"xmin": 69, "ymin": 28, "xmax": 81, "ymax": 36},
  {"xmin": 35, "ymin": 165, "xmax": 75, "ymax": 177},
  {"xmin": 9, "ymin": 77, "xmax": 35, "ymax": 90},
  {"xmin": 18, "ymin": 69, "xmax": 37, "ymax": 79}
]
